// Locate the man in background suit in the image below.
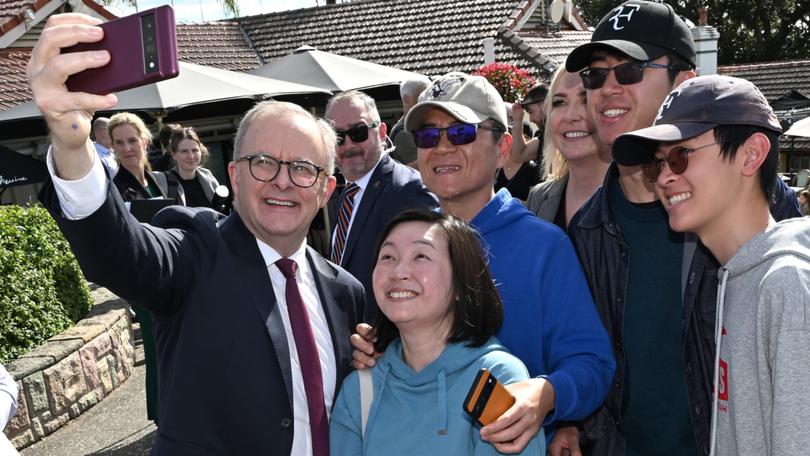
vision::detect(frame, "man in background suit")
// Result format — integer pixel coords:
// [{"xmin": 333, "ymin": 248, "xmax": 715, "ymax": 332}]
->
[
  {"xmin": 325, "ymin": 91, "xmax": 437, "ymax": 320},
  {"xmin": 29, "ymin": 14, "xmax": 364, "ymax": 455}
]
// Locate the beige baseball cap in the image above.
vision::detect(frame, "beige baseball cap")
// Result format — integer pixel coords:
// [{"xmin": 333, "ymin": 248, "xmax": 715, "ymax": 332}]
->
[{"xmin": 405, "ymin": 72, "xmax": 508, "ymax": 132}]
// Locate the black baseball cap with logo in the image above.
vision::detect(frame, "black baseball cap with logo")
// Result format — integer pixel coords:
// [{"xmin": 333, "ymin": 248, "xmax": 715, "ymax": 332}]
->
[
  {"xmin": 566, "ymin": 0, "xmax": 696, "ymax": 72},
  {"xmin": 612, "ymin": 75, "xmax": 782, "ymax": 166}
]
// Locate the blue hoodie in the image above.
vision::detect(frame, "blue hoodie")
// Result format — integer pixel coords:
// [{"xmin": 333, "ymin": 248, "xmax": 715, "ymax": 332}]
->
[
  {"xmin": 470, "ymin": 189, "xmax": 614, "ymax": 428},
  {"xmin": 330, "ymin": 337, "xmax": 545, "ymax": 456}
]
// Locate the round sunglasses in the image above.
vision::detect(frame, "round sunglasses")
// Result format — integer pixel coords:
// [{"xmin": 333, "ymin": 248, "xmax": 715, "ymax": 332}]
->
[{"xmin": 641, "ymin": 142, "xmax": 719, "ymax": 182}]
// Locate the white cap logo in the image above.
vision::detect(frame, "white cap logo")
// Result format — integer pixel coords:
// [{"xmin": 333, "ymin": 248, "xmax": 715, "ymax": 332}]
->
[
  {"xmin": 608, "ymin": 4, "xmax": 641, "ymax": 30},
  {"xmin": 655, "ymin": 88, "xmax": 682, "ymax": 123}
]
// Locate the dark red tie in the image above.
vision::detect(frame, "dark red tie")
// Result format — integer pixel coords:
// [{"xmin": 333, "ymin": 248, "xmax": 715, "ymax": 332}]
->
[{"xmin": 276, "ymin": 258, "xmax": 328, "ymax": 456}]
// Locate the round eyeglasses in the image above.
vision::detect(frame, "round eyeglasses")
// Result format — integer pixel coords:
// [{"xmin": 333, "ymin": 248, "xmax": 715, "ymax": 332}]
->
[{"xmin": 235, "ymin": 154, "xmax": 325, "ymax": 188}]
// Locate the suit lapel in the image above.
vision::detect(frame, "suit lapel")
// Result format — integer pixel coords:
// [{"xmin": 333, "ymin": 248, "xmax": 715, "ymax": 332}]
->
[
  {"xmin": 220, "ymin": 213, "xmax": 293, "ymax": 408},
  {"xmin": 342, "ymin": 155, "xmax": 392, "ymax": 265},
  {"xmin": 306, "ymin": 247, "xmax": 352, "ymax": 396}
]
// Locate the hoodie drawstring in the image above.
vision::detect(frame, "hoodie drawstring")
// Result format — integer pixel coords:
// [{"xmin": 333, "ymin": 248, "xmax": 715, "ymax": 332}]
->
[
  {"xmin": 437, "ymin": 369, "xmax": 448, "ymax": 435},
  {"xmin": 709, "ymin": 268, "xmax": 729, "ymax": 456}
]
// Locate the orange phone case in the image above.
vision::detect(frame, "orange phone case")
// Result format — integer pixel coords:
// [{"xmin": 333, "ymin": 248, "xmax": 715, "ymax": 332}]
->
[{"xmin": 463, "ymin": 368, "xmax": 516, "ymax": 426}]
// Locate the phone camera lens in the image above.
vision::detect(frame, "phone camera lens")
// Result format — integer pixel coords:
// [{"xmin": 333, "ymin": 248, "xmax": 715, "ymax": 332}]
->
[{"xmin": 149, "ymin": 61, "xmax": 155, "ymax": 69}]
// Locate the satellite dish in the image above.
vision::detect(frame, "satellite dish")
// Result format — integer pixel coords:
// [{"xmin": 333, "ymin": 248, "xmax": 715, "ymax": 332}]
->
[{"xmin": 550, "ymin": 0, "xmax": 565, "ymax": 23}]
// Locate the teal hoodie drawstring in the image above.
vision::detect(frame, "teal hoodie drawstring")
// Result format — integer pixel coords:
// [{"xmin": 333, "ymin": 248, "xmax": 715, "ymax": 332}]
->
[{"xmin": 437, "ymin": 369, "xmax": 448, "ymax": 435}]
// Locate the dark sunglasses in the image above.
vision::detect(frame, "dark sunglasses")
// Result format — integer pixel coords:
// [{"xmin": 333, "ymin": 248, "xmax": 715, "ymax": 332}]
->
[
  {"xmin": 411, "ymin": 123, "xmax": 503, "ymax": 148},
  {"xmin": 579, "ymin": 61, "xmax": 689, "ymax": 90},
  {"xmin": 641, "ymin": 142, "xmax": 718, "ymax": 182},
  {"xmin": 335, "ymin": 121, "xmax": 380, "ymax": 146}
]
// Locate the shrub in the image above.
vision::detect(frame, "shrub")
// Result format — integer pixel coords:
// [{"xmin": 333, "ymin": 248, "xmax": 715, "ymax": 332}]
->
[
  {"xmin": 473, "ymin": 63, "xmax": 537, "ymax": 103},
  {"xmin": 0, "ymin": 204, "xmax": 92, "ymax": 363}
]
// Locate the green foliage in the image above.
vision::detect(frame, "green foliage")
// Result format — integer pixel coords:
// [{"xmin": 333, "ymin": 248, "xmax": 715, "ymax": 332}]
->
[
  {"xmin": 473, "ymin": 63, "xmax": 537, "ymax": 103},
  {"xmin": 574, "ymin": 1, "xmax": 810, "ymax": 65},
  {"xmin": 0, "ymin": 205, "xmax": 92, "ymax": 364}
]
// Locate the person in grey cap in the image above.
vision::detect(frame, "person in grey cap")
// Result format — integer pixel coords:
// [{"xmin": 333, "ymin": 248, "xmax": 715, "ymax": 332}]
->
[
  {"xmin": 617, "ymin": 74, "xmax": 810, "ymax": 456},
  {"xmin": 557, "ymin": 3, "xmax": 803, "ymax": 455},
  {"xmin": 350, "ymin": 72, "xmax": 615, "ymax": 453}
]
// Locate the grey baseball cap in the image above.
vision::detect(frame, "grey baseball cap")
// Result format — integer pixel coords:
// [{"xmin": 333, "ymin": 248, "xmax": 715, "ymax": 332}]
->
[
  {"xmin": 566, "ymin": 1, "xmax": 696, "ymax": 72},
  {"xmin": 613, "ymin": 75, "xmax": 782, "ymax": 166},
  {"xmin": 405, "ymin": 72, "xmax": 508, "ymax": 132}
]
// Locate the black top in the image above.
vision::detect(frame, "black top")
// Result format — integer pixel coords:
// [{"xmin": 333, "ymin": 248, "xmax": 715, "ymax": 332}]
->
[
  {"xmin": 174, "ymin": 171, "xmax": 212, "ymax": 208},
  {"xmin": 494, "ymin": 161, "xmax": 541, "ymax": 201}
]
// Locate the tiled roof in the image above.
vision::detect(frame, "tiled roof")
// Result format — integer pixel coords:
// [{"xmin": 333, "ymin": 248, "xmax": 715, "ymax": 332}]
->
[
  {"xmin": 0, "ymin": 48, "xmax": 32, "ymax": 110},
  {"xmin": 719, "ymin": 60, "xmax": 810, "ymax": 103},
  {"xmin": 515, "ymin": 31, "xmax": 592, "ymax": 67},
  {"xmin": 719, "ymin": 60, "xmax": 810, "ymax": 152},
  {"xmin": 176, "ymin": 21, "xmax": 259, "ymax": 71},
  {"xmin": 228, "ymin": 0, "xmax": 539, "ymax": 77}
]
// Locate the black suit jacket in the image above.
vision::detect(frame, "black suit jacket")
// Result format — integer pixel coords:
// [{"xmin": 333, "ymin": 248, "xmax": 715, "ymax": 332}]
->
[
  {"xmin": 337, "ymin": 154, "xmax": 437, "ymax": 320},
  {"xmin": 40, "ymin": 180, "xmax": 365, "ymax": 455}
]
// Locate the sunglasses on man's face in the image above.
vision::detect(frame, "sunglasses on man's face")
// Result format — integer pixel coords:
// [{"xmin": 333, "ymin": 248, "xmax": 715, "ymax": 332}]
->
[
  {"xmin": 335, "ymin": 121, "xmax": 380, "ymax": 146},
  {"xmin": 411, "ymin": 123, "xmax": 503, "ymax": 149},
  {"xmin": 641, "ymin": 142, "xmax": 719, "ymax": 182},
  {"xmin": 579, "ymin": 61, "xmax": 688, "ymax": 90}
]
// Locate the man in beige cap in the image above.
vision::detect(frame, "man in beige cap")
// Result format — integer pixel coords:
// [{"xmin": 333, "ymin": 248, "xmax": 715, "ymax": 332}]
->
[{"xmin": 353, "ymin": 72, "xmax": 614, "ymax": 452}]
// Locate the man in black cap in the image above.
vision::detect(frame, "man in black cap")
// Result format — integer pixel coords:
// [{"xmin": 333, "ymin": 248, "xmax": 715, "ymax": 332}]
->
[
  {"xmin": 616, "ymin": 74, "xmax": 810, "ymax": 456},
  {"xmin": 554, "ymin": 2, "xmax": 800, "ymax": 456}
]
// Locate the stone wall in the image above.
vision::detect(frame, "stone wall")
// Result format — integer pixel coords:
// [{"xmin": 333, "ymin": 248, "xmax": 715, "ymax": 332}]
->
[{"xmin": 3, "ymin": 288, "xmax": 134, "ymax": 450}]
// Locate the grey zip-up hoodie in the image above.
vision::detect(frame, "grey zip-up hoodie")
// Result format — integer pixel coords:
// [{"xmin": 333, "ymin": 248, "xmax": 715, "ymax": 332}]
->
[{"xmin": 709, "ymin": 217, "xmax": 810, "ymax": 456}]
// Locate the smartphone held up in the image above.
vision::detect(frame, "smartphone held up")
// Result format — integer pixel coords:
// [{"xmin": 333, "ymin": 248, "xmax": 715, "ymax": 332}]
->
[
  {"xmin": 63, "ymin": 5, "xmax": 179, "ymax": 95},
  {"xmin": 464, "ymin": 368, "xmax": 516, "ymax": 427}
]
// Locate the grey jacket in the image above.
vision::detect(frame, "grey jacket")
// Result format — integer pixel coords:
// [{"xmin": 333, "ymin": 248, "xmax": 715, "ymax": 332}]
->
[
  {"xmin": 526, "ymin": 175, "xmax": 568, "ymax": 222},
  {"xmin": 711, "ymin": 218, "xmax": 810, "ymax": 456},
  {"xmin": 160, "ymin": 166, "xmax": 220, "ymax": 206}
]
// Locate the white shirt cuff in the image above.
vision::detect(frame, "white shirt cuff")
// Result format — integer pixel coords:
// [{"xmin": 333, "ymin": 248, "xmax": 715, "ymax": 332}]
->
[{"xmin": 46, "ymin": 146, "xmax": 109, "ymax": 220}]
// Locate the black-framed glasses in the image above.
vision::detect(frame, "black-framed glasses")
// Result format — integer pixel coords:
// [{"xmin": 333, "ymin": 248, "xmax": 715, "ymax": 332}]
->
[
  {"xmin": 579, "ymin": 61, "xmax": 689, "ymax": 90},
  {"xmin": 411, "ymin": 123, "xmax": 504, "ymax": 148},
  {"xmin": 235, "ymin": 153, "xmax": 325, "ymax": 188},
  {"xmin": 641, "ymin": 142, "xmax": 718, "ymax": 182},
  {"xmin": 335, "ymin": 121, "xmax": 380, "ymax": 146}
]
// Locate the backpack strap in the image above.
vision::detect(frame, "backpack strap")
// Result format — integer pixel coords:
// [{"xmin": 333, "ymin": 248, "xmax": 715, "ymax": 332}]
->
[{"xmin": 359, "ymin": 369, "xmax": 373, "ymax": 438}]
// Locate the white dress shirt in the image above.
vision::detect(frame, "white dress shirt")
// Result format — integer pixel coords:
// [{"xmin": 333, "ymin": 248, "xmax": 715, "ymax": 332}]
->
[
  {"xmin": 256, "ymin": 241, "xmax": 336, "ymax": 456},
  {"xmin": 47, "ymin": 149, "xmax": 337, "ymax": 456}
]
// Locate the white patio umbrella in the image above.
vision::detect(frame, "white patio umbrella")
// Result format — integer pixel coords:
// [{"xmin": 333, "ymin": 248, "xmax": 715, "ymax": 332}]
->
[
  {"xmin": 785, "ymin": 116, "xmax": 810, "ymax": 138},
  {"xmin": 0, "ymin": 61, "xmax": 330, "ymax": 123},
  {"xmin": 250, "ymin": 45, "xmax": 424, "ymax": 92}
]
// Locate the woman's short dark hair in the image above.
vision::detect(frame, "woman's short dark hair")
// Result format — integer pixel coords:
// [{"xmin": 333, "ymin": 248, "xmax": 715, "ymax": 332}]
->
[
  {"xmin": 371, "ymin": 209, "xmax": 504, "ymax": 353},
  {"xmin": 170, "ymin": 126, "xmax": 210, "ymax": 163}
]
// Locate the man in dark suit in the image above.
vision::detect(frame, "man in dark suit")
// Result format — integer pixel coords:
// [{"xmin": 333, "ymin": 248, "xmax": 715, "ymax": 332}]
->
[
  {"xmin": 29, "ymin": 15, "xmax": 364, "ymax": 455},
  {"xmin": 324, "ymin": 91, "xmax": 437, "ymax": 320}
]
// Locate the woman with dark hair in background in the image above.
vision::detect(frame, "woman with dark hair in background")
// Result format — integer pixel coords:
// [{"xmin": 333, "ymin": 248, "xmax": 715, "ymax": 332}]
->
[
  {"xmin": 330, "ymin": 209, "xmax": 544, "ymax": 455},
  {"xmin": 166, "ymin": 127, "xmax": 221, "ymax": 208}
]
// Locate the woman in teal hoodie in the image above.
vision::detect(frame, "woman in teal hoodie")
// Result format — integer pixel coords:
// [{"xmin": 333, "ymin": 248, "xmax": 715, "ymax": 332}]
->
[{"xmin": 330, "ymin": 210, "xmax": 545, "ymax": 455}]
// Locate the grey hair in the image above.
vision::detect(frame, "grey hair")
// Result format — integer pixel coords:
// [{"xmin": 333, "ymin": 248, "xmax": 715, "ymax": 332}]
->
[
  {"xmin": 324, "ymin": 90, "xmax": 381, "ymax": 123},
  {"xmin": 400, "ymin": 77, "xmax": 431, "ymax": 100},
  {"xmin": 233, "ymin": 100, "xmax": 336, "ymax": 175},
  {"xmin": 92, "ymin": 117, "xmax": 110, "ymax": 136}
]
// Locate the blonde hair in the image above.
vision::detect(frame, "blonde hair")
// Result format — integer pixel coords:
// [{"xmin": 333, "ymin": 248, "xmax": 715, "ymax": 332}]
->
[
  {"xmin": 541, "ymin": 67, "xmax": 570, "ymax": 181},
  {"xmin": 108, "ymin": 112, "xmax": 153, "ymax": 171}
]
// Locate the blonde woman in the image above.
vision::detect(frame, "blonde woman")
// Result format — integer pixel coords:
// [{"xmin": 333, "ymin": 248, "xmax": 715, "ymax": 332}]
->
[
  {"xmin": 109, "ymin": 112, "xmax": 169, "ymax": 203},
  {"xmin": 526, "ymin": 68, "xmax": 611, "ymax": 228}
]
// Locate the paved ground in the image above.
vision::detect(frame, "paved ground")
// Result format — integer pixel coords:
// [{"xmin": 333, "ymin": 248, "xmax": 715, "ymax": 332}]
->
[{"xmin": 20, "ymin": 324, "xmax": 156, "ymax": 456}]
